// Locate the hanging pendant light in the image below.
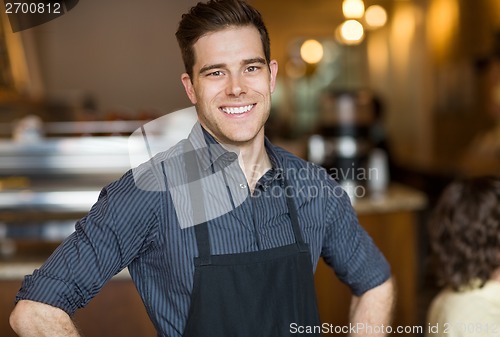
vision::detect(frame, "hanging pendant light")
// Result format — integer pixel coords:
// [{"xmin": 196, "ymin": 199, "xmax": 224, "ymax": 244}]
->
[{"xmin": 342, "ymin": 0, "xmax": 365, "ymax": 19}]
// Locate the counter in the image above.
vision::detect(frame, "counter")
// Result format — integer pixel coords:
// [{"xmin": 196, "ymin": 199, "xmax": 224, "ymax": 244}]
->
[{"xmin": 353, "ymin": 183, "xmax": 427, "ymax": 215}]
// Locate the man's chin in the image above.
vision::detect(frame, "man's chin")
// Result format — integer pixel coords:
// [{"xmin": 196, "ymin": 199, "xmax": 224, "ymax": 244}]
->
[{"xmin": 218, "ymin": 131, "xmax": 261, "ymax": 147}]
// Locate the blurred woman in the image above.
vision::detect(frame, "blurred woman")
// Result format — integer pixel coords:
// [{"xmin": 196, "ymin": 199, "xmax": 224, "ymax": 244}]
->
[{"xmin": 426, "ymin": 176, "xmax": 500, "ymax": 337}]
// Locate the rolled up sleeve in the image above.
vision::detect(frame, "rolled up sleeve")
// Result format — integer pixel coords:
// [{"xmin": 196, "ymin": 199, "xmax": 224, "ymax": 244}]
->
[
  {"xmin": 321, "ymin": 190, "xmax": 391, "ymax": 296},
  {"xmin": 15, "ymin": 170, "xmax": 160, "ymax": 315}
]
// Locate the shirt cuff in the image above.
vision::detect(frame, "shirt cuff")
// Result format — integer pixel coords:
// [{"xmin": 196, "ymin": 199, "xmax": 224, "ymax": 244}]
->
[{"xmin": 15, "ymin": 269, "xmax": 82, "ymax": 316}]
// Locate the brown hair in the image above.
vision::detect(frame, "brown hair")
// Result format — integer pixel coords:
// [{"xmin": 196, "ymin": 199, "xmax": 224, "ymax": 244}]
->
[
  {"xmin": 175, "ymin": 0, "xmax": 271, "ymax": 79},
  {"xmin": 428, "ymin": 176, "xmax": 500, "ymax": 290}
]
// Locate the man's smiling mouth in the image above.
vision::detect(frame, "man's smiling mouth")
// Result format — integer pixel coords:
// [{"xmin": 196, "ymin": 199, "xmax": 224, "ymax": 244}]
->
[{"xmin": 220, "ymin": 104, "xmax": 255, "ymax": 115}]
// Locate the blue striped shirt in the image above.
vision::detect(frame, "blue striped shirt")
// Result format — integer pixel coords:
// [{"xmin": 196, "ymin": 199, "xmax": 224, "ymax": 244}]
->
[{"xmin": 16, "ymin": 123, "xmax": 390, "ymax": 337}]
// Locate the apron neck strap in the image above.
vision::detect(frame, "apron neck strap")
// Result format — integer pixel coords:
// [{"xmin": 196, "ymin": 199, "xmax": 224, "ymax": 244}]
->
[
  {"xmin": 183, "ymin": 140, "xmax": 211, "ymax": 264},
  {"xmin": 283, "ymin": 180, "xmax": 306, "ymax": 246}
]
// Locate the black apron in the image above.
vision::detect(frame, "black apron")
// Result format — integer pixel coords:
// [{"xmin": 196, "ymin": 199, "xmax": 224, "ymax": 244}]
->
[{"xmin": 182, "ymin": 140, "xmax": 322, "ymax": 337}]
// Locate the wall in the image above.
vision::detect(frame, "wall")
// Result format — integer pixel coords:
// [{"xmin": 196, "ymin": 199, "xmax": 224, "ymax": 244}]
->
[
  {"xmin": 24, "ymin": 0, "xmax": 198, "ymax": 116},
  {"xmin": 368, "ymin": 0, "xmax": 433, "ymax": 166},
  {"xmin": 428, "ymin": 0, "xmax": 500, "ymax": 168}
]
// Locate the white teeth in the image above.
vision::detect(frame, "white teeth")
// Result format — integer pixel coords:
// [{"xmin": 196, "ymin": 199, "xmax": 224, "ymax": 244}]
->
[{"xmin": 221, "ymin": 104, "xmax": 253, "ymax": 114}]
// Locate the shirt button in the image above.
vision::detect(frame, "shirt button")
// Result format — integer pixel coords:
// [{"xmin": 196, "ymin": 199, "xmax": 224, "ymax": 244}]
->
[{"xmin": 239, "ymin": 184, "xmax": 247, "ymax": 189}]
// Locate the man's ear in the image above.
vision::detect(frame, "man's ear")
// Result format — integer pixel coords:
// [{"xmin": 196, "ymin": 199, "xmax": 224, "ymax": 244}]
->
[
  {"xmin": 269, "ymin": 60, "xmax": 278, "ymax": 94},
  {"xmin": 181, "ymin": 73, "xmax": 197, "ymax": 104}
]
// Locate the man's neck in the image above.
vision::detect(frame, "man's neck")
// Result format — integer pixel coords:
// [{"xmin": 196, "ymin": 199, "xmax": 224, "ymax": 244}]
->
[
  {"xmin": 237, "ymin": 135, "xmax": 272, "ymax": 192},
  {"xmin": 199, "ymin": 125, "xmax": 272, "ymax": 192}
]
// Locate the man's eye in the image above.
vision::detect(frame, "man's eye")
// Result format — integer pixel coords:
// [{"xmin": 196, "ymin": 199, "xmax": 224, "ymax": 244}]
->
[
  {"xmin": 208, "ymin": 70, "xmax": 223, "ymax": 76},
  {"xmin": 246, "ymin": 66, "xmax": 260, "ymax": 72}
]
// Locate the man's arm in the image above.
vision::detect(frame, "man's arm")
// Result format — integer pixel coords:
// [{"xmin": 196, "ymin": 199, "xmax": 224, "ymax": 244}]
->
[
  {"xmin": 349, "ymin": 277, "xmax": 396, "ymax": 337},
  {"xmin": 10, "ymin": 300, "xmax": 81, "ymax": 337}
]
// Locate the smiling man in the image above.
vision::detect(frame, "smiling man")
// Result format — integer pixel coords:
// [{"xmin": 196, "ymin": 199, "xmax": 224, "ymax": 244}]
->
[{"xmin": 10, "ymin": 1, "xmax": 394, "ymax": 336}]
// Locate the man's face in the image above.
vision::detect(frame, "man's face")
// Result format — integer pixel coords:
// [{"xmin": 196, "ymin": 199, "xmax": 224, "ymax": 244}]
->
[{"xmin": 181, "ymin": 26, "xmax": 278, "ymax": 146}]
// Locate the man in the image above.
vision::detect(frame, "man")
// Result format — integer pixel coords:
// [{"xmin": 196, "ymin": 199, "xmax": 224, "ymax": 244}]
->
[{"xmin": 10, "ymin": 1, "xmax": 394, "ymax": 336}]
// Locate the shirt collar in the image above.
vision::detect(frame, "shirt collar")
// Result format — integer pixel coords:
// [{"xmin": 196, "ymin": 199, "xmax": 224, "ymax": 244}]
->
[
  {"xmin": 187, "ymin": 123, "xmax": 234, "ymax": 171},
  {"xmin": 256, "ymin": 137, "xmax": 285, "ymax": 190},
  {"xmin": 187, "ymin": 122, "xmax": 284, "ymax": 181},
  {"xmin": 264, "ymin": 137, "xmax": 283, "ymax": 173}
]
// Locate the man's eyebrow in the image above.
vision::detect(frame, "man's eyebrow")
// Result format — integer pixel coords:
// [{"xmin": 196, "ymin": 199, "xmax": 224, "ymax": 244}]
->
[
  {"xmin": 199, "ymin": 63, "xmax": 226, "ymax": 75},
  {"xmin": 198, "ymin": 58, "xmax": 267, "ymax": 75},
  {"xmin": 242, "ymin": 57, "xmax": 266, "ymax": 65}
]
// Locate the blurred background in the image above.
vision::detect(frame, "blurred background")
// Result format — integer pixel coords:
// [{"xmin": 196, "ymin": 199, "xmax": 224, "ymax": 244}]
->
[{"xmin": 1, "ymin": 0, "xmax": 499, "ymax": 336}]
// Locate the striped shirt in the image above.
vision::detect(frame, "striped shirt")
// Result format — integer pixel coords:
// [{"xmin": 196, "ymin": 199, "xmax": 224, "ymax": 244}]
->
[{"xmin": 16, "ymin": 122, "xmax": 390, "ymax": 337}]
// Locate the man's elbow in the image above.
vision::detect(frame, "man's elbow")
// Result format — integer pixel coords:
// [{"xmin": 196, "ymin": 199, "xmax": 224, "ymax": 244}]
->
[
  {"xmin": 10, "ymin": 300, "xmax": 31, "ymax": 335},
  {"xmin": 10, "ymin": 299, "xmax": 65, "ymax": 335}
]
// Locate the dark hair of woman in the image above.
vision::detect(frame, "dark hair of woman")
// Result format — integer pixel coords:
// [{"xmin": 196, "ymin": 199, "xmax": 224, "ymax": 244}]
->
[{"xmin": 428, "ymin": 176, "xmax": 500, "ymax": 291}]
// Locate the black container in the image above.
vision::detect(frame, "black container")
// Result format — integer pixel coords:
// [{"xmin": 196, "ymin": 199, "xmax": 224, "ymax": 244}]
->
[{"xmin": 312, "ymin": 90, "xmax": 375, "ymax": 188}]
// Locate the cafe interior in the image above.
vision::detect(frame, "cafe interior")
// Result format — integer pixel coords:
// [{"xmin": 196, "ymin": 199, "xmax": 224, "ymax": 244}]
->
[{"xmin": 1, "ymin": 0, "xmax": 500, "ymax": 336}]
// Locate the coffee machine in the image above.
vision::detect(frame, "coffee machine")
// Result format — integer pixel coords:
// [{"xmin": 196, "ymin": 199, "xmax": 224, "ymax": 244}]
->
[{"xmin": 308, "ymin": 89, "xmax": 389, "ymax": 199}]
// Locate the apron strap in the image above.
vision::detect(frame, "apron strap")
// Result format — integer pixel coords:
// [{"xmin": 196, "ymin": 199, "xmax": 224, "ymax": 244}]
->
[
  {"xmin": 283, "ymin": 179, "xmax": 307, "ymax": 248},
  {"xmin": 183, "ymin": 140, "xmax": 211, "ymax": 265}
]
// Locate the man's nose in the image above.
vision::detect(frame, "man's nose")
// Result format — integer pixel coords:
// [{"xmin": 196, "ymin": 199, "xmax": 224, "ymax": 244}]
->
[{"xmin": 225, "ymin": 74, "xmax": 246, "ymax": 96}]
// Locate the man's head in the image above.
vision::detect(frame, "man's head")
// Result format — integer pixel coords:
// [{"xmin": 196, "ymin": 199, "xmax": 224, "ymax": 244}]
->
[
  {"xmin": 176, "ymin": 0, "xmax": 271, "ymax": 80},
  {"xmin": 176, "ymin": 0, "xmax": 278, "ymax": 147}
]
